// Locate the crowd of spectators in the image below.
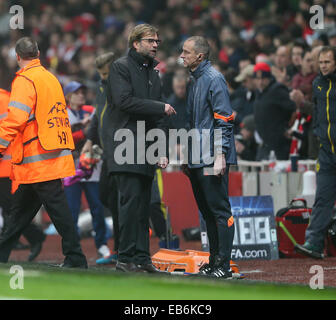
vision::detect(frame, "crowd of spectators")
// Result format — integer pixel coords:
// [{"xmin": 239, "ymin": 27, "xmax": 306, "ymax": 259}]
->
[{"xmin": 1, "ymin": 0, "xmax": 336, "ymax": 162}]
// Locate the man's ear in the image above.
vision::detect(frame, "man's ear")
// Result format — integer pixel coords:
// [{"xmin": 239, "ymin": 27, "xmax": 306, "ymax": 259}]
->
[{"xmin": 133, "ymin": 41, "xmax": 140, "ymax": 51}]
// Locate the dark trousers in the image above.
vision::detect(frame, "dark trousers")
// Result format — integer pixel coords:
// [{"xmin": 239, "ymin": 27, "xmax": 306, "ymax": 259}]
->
[
  {"xmin": 110, "ymin": 172, "xmax": 152, "ymax": 265},
  {"xmin": 256, "ymin": 142, "xmax": 290, "ymax": 161},
  {"xmin": 0, "ymin": 177, "xmax": 45, "ymax": 244},
  {"xmin": 306, "ymin": 146, "xmax": 336, "ymax": 249},
  {"xmin": 99, "ymin": 161, "xmax": 119, "ymax": 252},
  {"xmin": 149, "ymin": 171, "xmax": 167, "ymax": 238},
  {"xmin": 189, "ymin": 166, "xmax": 234, "ymax": 270},
  {"xmin": 64, "ymin": 181, "xmax": 108, "ymax": 250},
  {"xmin": 0, "ymin": 179, "xmax": 87, "ymax": 266}
]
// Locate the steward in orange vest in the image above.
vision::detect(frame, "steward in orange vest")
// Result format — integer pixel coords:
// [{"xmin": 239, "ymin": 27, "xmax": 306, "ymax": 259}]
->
[
  {"xmin": 0, "ymin": 87, "xmax": 47, "ymax": 261},
  {"xmin": 0, "ymin": 89, "xmax": 11, "ymax": 178},
  {"xmin": 0, "ymin": 59, "xmax": 75, "ymax": 183},
  {"xmin": 0, "ymin": 37, "xmax": 87, "ymax": 267}
]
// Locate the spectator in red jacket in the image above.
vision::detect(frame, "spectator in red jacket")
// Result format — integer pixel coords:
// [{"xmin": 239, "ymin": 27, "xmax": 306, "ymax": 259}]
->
[{"xmin": 291, "ymin": 49, "xmax": 317, "ymax": 101}]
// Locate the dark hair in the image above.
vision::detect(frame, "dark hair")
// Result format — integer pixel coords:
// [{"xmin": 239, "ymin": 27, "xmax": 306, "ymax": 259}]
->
[
  {"xmin": 186, "ymin": 36, "xmax": 210, "ymax": 60},
  {"xmin": 319, "ymin": 46, "xmax": 336, "ymax": 61},
  {"xmin": 15, "ymin": 37, "xmax": 39, "ymax": 60},
  {"xmin": 302, "ymin": 48, "xmax": 312, "ymax": 59},
  {"xmin": 292, "ymin": 39, "xmax": 308, "ymax": 53}
]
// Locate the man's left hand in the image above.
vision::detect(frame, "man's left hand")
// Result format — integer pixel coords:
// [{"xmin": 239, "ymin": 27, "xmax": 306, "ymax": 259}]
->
[{"xmin": 214, "ymin": 153, "xmax": 226, "ymax": 176}]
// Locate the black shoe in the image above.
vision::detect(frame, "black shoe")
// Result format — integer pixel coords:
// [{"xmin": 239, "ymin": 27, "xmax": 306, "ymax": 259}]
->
[
  {"xmin": 295, "ymin": 242, "xmax": 324, "ymax": 259},
  {"xmin": 136, "ymin": 263, "xmax": 166, "ymax": 273},
  {"xmin": 198, "ymin": 263, "xmax": 213, "ymax": 276},
  {"xmin": 210, "ymin": 267, "xmax": 233, "ymax": 279},
  {"xmin": 116, "ymin": 261, "xmax": 142, "ymax": 272},
  {"xmin": 60, "ymin": 262, "xmax": 88, "ymax": 269},
  {"xmin": 27, "ymin": 242, "xmax": 44, "ymax": 262}
]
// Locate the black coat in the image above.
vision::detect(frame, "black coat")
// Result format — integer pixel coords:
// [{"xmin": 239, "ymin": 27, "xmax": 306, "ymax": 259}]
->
[
  {"xmin": 105, "ymin": 48, "xmax": 168, "ymax": 177},
  {"xmin": 87, "ymin": 79, "xmax": 109, "ymax": 149},
  {"xmin": 254, "ymin": 78, "xmax": 296, "ymax": 160}
]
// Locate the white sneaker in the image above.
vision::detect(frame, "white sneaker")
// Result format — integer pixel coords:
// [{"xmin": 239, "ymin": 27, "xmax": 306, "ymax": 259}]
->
[{"xmin": 98, "ymin": 245, "xmax": 111, "ymax": 258}]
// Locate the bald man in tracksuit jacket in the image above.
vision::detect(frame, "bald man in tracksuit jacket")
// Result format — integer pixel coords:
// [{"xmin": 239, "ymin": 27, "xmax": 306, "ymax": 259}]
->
[{"xmin": 180, "ymin": 36, "xmax": 236, "ymax": 278}]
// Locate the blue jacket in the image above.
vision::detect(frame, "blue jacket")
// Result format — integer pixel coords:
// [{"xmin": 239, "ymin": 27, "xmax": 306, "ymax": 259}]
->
[{"xmin": 186, "ymin": 60, "xmax": 237, "ymax": 168}]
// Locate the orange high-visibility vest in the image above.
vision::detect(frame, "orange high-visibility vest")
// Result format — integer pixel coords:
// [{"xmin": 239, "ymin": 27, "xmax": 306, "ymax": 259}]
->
[
  {"xmin": 0, "ymin": 59, "xmax": 75, "ymax": 184},
  {"xmin": 0, "ymin": 89, "xmax": 11, "ymax": 178}
]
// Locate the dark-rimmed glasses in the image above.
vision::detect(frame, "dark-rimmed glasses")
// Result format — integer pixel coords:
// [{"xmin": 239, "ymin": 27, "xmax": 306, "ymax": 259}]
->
[{"xmin": 140, "ymin": 38, "xmax": 161, "ymax": 45}]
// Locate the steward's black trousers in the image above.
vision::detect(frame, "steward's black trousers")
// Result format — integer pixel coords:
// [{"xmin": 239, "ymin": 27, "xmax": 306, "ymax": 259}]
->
[
  {"xmin": 110, "ymin": 172, "xmax": 152, "ymax": 265},
  {"xmin": 0, "ymin": 179, "xmax": 87, "ymax": 266},
  {"xmin": 188, "ymin": 166, "xmax": 234, "ymax": 270},
  {"xmin": 0, "ymin": 177, "xmax": 46, "ymax": 245}
]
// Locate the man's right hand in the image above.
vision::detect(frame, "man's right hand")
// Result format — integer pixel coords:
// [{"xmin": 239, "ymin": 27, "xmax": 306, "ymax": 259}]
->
[
  {"xmin": 81, "ymin": 139, "xmax": 93, "ymax": 155},
  {"xmin": 290, "ymin": 89, "xmax": 305, "ymax": 108},
  {"xmin": 164, "ymin": 104, "xmax": 177, "ymax": 116}
]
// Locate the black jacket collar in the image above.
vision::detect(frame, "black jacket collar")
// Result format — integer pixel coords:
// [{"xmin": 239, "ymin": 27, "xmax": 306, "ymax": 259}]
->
[
  {"xmin": 128, "ymin": 48, "xmax": 159, "ymax": 68},
  {"xmin": 320, "ymin": 70, "xmax": 336, "ymax": 82}
]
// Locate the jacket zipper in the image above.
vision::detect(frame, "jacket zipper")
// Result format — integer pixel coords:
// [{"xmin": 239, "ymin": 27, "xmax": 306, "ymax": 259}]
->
[{"xmin": 326, "ymin": 80, "xmax": 334, "ymax": 153}]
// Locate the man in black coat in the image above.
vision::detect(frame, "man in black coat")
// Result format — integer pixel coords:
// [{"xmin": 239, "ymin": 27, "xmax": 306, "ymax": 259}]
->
[
  {"xmin": 106, "ymin": 24, "xmax": 176, "ymax": 272},
  {"xmin": 253, "ymin": 62, "xmax": 296, "ymax": 160}
]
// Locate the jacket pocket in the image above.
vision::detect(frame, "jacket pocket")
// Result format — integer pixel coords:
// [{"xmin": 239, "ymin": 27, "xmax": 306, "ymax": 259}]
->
[{"xmin": 11, "ymin": 133, "xmax": 24, "ymax": 164}]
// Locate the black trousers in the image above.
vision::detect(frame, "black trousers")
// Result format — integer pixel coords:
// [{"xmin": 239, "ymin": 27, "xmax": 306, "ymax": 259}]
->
[
  {"xmin": 99, "ymin": 161, "xmax": 119, "ymax": 252},
  {"xmin": 110, "ymin": 172, "xmax": 152, "ymax": 264},
  {"xmin": 189, "ymin": 166, "xmax": 234, "ymax": 270},
  {"xmin": 0, "ymin": 179, "xmax": 87, "ymax": 265},
  {"xmin": 149, "ymin": 171, "xmax": 167, "ymax": 238},
  {"xmin": 0, "ymin": 177, "xmax": 45, "ymax": 244},
  {"xmin": 306, "ymin": 146, "xmax": 336, "ymax": 249}
]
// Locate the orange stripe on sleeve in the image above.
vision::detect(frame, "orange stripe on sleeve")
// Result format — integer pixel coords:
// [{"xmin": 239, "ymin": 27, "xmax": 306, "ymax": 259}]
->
[
  {"xmin": 228, "ymin": 216, "xmax": 234, "ymax": 227},
  {"xmin": 214, "ymin": 112, "xmax": 235, "ymax": 122}
]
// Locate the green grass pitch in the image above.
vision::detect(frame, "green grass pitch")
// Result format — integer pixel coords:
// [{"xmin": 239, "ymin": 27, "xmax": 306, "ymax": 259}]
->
[{"xmin": 0, "ymin": 262, "xmax": 335, "ymax": 300}]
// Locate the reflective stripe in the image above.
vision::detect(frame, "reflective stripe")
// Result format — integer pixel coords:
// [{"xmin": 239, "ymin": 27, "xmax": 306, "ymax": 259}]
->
[
  {"xmin": 0, "ymin": 112, "xmax": 8, "ymax": 120},
  {"xmin": 214, "ymin": 112, "xmax": 235, "ymax": 122},
  {"xmin": 9, "ymin": 101, "xmax": 32, "ymax": 114},
  {"xmin": 28, "ymin": 113, "xmax": 36, "ymax": 122},
  {"xmin": 2, "ymin": 154, "xmax": 11, "ymax": 160},
  {"xmin": 0, "ymin": 137, "xmax": 10, "ymax": 147},
  {"xmin": 21, "ymin": 149, "xmax": 72, "ymax": 164}
]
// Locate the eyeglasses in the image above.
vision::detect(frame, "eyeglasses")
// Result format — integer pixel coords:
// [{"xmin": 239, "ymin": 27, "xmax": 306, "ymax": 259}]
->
[{"xmin": 140, "ymin": 38, "xmax": 161, "ymax": 45}]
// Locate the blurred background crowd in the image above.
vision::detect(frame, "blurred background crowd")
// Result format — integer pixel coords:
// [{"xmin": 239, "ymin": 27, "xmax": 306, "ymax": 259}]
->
[{"xmin": 1, "ymin": 0, "xmax": 336, "ymax": 161}]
